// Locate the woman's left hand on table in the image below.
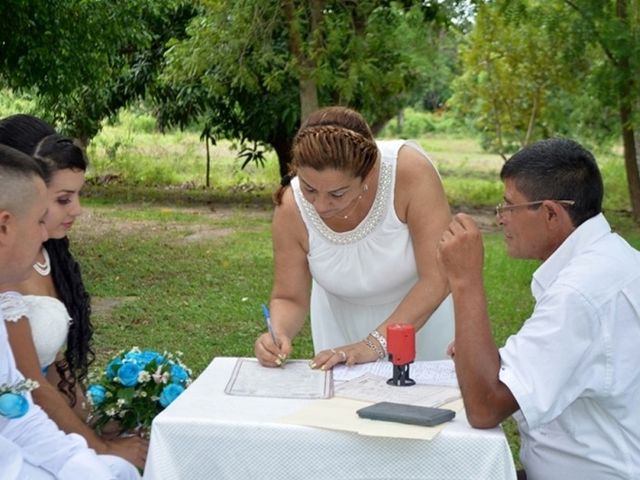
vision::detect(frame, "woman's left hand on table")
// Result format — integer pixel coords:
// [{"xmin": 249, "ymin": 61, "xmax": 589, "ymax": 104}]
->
[{"xmin": 310, "ymin": 341, "xmax": 379, "ymax": 370}]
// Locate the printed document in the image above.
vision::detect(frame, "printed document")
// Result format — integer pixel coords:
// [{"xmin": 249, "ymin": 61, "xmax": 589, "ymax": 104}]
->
[
  {"xmin": 225, "ymin": 358, "xmax": 333, "ymax": 399},
  {"xmin": 334, "ymin": 373, "xmax": 460, "ymax": 407},
  {"xmin": 333, "ymin": 359, "xmax": 458, "ymax": 386}
]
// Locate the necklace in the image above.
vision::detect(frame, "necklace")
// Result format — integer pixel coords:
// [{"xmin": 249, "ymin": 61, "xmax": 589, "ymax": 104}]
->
[
  {"xmin": 340, "ymin": 184, "xmax": 369, "ymax": 220},
  {"xmin": 33, "ymin": 247, "xmax": 51, "ymax": 276}
]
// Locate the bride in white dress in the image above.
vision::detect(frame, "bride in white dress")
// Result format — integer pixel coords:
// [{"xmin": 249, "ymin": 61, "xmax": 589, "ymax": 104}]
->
[
  {"xmin": 255, "ymin": 106, "xmax": 454, "ymax": 370},
  {"xmin": 0, "ymin": 114, "xmax": 147, "ymax": 473}
]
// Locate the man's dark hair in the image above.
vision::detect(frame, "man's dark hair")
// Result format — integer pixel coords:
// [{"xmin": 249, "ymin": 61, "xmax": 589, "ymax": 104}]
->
[
  {"xmin": 500, "ymin": 138, "xmax": 603, "ymax": 226},
  {"xmin": 0, "ymin": 114, "xmax": 56, "ymax": 155}
]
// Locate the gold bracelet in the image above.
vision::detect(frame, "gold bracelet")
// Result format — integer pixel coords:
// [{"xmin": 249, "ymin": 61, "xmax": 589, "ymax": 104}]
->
[{"xmin": 363, "ymin": 337, "xmax": 385, "ymax": 359}]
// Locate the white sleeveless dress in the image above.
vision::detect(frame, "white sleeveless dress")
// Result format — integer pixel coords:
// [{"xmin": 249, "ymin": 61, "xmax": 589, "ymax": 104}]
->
[
  {"xmin": 0, "ymin": 292, "xmax": 70, "ymax": 369},
  {"xmin": 291, "ymin": 139, "xmax": 454, "ymax": 360}
]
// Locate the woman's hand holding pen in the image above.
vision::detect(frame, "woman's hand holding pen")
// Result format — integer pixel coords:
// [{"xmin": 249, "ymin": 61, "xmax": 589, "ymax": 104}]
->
[
  {"xmin": 255, "ymin": 331, "xmax": 291, "ymax": 367},
  {"xmin": 256, "ymin": 303, "xmax": 291, "ymax": 367}
]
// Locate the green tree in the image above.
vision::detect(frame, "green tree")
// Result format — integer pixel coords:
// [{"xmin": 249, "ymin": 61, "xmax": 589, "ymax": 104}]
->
[
  {"xmin": 159, "ymin": 0, "xmax": 461, "ymax": 177},
  {"xmin": 450, "ymin": 1, "xmax": 581, "ymax": 155},
  {"xmin": 560, "ymin": 0, "xmax": 640, "ymax": 220},
  {"xmin": 452, "ymin": 0, "xmax": 640, "ymax": 220},
  {"xmin": 0, "ymin": 0, "xmax": 195, "ymax": 143}
]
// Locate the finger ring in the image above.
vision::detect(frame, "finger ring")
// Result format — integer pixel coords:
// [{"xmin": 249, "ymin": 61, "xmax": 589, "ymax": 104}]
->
[{"xmin": 338, "ymin": 350, "xmax": 347, "ymax": 361}]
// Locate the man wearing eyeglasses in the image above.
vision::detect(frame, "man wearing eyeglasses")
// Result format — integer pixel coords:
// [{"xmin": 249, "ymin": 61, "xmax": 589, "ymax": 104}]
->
[{"xmin": 437, "ymin": 138, "xmax": 640, "ymax": 479}]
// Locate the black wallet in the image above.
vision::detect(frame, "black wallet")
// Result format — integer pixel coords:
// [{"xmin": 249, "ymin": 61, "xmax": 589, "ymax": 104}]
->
[{"xmin": 356, "ymin": 401, "xmax": 456, "ymax": 427}]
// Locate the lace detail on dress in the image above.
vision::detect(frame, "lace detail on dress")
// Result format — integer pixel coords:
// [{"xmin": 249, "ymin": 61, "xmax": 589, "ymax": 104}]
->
[
  {"xmin": 0, "ymin": 292, "xmax": 29, "ymax": 323},
  {"xmin": 298, "ymin": 161, "xmax": 393, "ymax": 245}
]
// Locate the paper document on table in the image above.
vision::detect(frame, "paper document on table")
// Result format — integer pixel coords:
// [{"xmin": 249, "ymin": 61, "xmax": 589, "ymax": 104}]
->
[
  {"xmin": 335, "ymin": 373, "xmax": 460, "ymax": 407},
  {"xmin": 279, "ymin": 397, "xmax": 465, "ymax": 439},
  {"xmin": 225, "ymin": 358, "xmax": 333, "ymax": 399},
  {"xmin": 333, "ymin": 360, "xmax": 458, "ymax": 386}
]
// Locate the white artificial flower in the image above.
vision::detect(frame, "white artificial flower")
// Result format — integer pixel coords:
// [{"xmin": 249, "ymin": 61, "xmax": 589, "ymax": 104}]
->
[
  {"xmin": 152, "ymin": 366, "xmax": 164, "ymax": 384},
  {"xmin": 138, "ymin": 371, "xmax": 151, "ymax": 383}
]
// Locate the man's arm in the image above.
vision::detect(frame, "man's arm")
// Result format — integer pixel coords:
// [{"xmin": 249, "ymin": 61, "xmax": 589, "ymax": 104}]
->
[{"xmin": 437, "ymin": 213, "xmax": 519, "ymax": 428}]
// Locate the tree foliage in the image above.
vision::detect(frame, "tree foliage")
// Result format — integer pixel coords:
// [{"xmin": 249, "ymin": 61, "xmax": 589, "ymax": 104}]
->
[
  {"xmin": 0, "ymin": 0, "xmax": 195, "ymax": 143},
  {"xmin": 452, "ymin": 0, "xmax": 640, "ymax": 220},
  {"xmin": 450, "ymin": 1, "xmax": 586, "ymax": 154},
  {"xmin": 158, "ymin": 0, "xmax": 462, "ymax": 176}
]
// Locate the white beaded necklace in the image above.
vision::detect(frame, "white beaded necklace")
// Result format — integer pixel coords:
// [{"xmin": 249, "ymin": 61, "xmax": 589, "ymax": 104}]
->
[
  {"xmin": 33, "ymin": 247, "xmax": 51, "ymax": 276},
  {"xmin": 297, "ymin": 160, "xmax": 393, "ymax": 245}
]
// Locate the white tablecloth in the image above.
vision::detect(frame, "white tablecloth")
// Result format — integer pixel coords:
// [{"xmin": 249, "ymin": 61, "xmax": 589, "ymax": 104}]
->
[{"xmin": 144, "ymin": 357, "xmax": 516, "ymax": 480}]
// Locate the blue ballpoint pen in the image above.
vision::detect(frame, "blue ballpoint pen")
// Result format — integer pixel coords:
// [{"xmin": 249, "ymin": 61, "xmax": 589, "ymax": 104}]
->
[
  {"xmin": 261, "ymin": 303, "xmax": 277, "ymax": 345},
  {"xmin": 261, "ymin": 303, "xmax": 285, "ymax": 366}
]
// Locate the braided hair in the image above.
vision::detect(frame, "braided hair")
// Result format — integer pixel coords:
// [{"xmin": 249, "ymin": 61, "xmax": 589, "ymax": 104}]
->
[
  {"xmin": 32, "ymin": 134, "xmax": 94, "ymax": 406},
  {"xmin": 274, "ymin": 106, "xmax": 378, "ymax": 205}
]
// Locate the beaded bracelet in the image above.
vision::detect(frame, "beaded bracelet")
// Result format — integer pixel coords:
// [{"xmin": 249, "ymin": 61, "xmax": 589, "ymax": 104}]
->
[
  {"xmin": 369, "ymin": 329, "xmax": 387, "ymax": 356},
  {"xmin": 363, "ymin": 337, "xmax": 385, "ymax": 359}
]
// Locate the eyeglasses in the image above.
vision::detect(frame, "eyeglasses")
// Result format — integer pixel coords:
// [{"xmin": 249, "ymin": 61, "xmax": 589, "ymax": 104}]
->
[{"xmin": 494, "ymin": 200, "xmax": 575, "ymax": 218}]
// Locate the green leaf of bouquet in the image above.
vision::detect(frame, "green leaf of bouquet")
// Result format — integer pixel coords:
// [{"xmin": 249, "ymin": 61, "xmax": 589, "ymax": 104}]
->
[{"xmin": 117, "ymin": 387, "xmax": 136, "ymax": 402}]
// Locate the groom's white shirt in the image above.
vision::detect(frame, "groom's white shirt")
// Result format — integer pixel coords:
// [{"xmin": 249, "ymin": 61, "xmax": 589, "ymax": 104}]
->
[{"xmin": 0, "ymin": 300, "xmax": 124, "ymax": 479}]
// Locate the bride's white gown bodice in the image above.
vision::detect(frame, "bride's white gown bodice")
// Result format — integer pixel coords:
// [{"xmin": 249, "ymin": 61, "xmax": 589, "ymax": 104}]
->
[{"xmin": 1, "ymin": 292, "xmax": 70, "ymax": 368}]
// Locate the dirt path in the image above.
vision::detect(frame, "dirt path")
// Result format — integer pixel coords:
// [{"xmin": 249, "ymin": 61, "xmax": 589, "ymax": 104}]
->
[
  {"xmin": 75, "ymin": 204, "xmax": 273, "ymax": 239},
  {"xmin": 76, "ymin": 203, "xmax": 499, "ymax": 239}
]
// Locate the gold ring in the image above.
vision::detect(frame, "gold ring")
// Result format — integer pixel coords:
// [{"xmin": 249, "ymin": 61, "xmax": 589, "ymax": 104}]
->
[{"xmin": 338, "ymin": 350, "xmax": 347, "ymax": 361}]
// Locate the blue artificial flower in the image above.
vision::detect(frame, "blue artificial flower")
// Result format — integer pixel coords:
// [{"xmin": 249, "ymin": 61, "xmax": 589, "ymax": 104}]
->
[
  {"xmin": 125, "ymin": 350, "xmax": 164, "ymax": 368},
  {"xmin": 105, "ymin": 358, "xmax": 123, "ymax": 380},
  {"xmin": 117, "ymin": 362, "xmax": 141, "ymax": 387},
  {"xmin": 170, "ymin": 363, "xmax": 189, "ymax": 385},
  {"xmin": 159, "ymin": 383, "xmax": 184, "ymax": 408},
  {"xmin": 0, "ymin": 392, "xmax": 29, "ymax": 419},
  {"xmin": 89, "ymin": 348, "xmax": 192, "ymax": 432},
  {"xmin": 87, "ymin": 384, "xmax": 107, "ymax": 406}
]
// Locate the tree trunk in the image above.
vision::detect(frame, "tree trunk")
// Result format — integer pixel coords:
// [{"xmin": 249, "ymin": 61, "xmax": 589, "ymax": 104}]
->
[
  {"xmin": 524, "ymin": 90, "xmax": 540, "ymax": 147},
  {"xmin": 616, "ymin": 0, "xmax": 640, "ymax": 221},
  {"xmin": 270, "ymin": 132, "xmax": 293, "ymax": 179},
  {"xmin": 299, "ymin": 77, "xmax": 319, "ymax": 122},
  {"xmin": 282, "ymin": 0, "xmax": 323, "ymax": 123},
  {"xmin": 205, "ymin": 134, "xmax": 211, "ymax": 188},
  {"xmin": 620, "ymin": 106, "xmax": 640, "ymax": 221}
]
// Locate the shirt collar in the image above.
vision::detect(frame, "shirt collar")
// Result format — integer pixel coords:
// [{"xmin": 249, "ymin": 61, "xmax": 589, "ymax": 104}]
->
[{"xmin": 532, "ymin": 213, "xmax": 611, "ymax": 297}]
